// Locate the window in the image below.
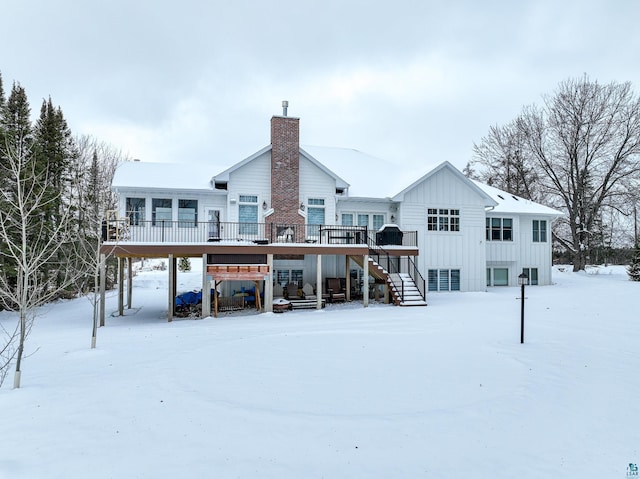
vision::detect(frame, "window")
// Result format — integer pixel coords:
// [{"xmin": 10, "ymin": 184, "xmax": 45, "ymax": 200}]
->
[
  {"xmin": 152, "ymin": 198, "xmax": 172, "ymax": 226},
  {"xmin": 427, "ymin": 208, "xmax": 460, "ymax": 232},
  {"xmin": 126, "ymin": 197, "xmax": 145, "ymax": 225},
  {"xmin": 239, "ymin": 195, "xmax": 258, "ymax": 235},
  {"xmin": 492, "ymin": 268, "xmax": 509, "ymax": 286},
  {"xmin": 428, "ymin": 269, "xmax": 461, "ymax": 291},
  {"xmin": 178, "ymin": 199, "xmax": 197, "ymax": 227},
  {"xmin": 307, "ymin": 198, "xmax": 325, "ymax": 225},
  {"xmin": 533, "ymin": 220, "xmax": 547, "ymax": 242},
  {"xmin": 522, "ymin": 268, "xmax": 539, "ymax": 285},
  {"xmin": 275, "ymin": 269, "xmax": 303, "ymax": 287},
  {"xmin": 486, "ymin": 217, "xmax": 513, "ymax": 241},
  {"xmin": 341, "ymin": 212, "xmax": 385, "ymax": 230}
]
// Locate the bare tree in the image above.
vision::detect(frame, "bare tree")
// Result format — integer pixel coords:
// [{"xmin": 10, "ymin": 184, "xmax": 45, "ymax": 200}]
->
[
  {"xmin": 467, "ymin": 119, "xmax": 541, "ymax": 201},
  {"xmin": 69, "ymin": 135, "xmax": 125, "ymax": 348},
  {"xmin": 517, "ymin": 77, "xmax": 640, "ymax": 271},
  {"xmin": 0, "ymin": 137, "xmax": 78, "ymax": 388}
]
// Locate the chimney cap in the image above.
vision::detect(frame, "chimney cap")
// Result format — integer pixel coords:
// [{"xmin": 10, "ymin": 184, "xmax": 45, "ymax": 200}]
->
[{"xmin": 282, "ymin": 100, "xmax": 288, "ymax": 116}]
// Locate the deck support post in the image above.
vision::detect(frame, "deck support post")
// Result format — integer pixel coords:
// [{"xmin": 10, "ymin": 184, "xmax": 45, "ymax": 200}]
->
[
  {"xmin": 316, "ymin": 254, "xmax": 323, "ymax": 309},
  {"xmin": 345, "ymin": 256, "xmax": 351, "ymax": 302},
  {"xmin": 265, "ymin": 254, "xmax": 273, "ymax": 312},
  {"xmin": 201, "ymin": 253, "xmax": 211, "ymax": 318},
  {"xmin": 127, "ymin": 258, "xmax": 133, "ymax": 309},
  {"xmin": 99, "ymin": 253, "xmax": 106, "ymax": 327},
  {"xmin": 118, "ymin": 257, "xmax": 124, "ymax": 316},
  {"xmin": 168, "ymin": 254, "xmax": 175, "ymax": 322},
  {"xmin": 363, "ymin": 253, "xmax": 369, "ymax": 308}
]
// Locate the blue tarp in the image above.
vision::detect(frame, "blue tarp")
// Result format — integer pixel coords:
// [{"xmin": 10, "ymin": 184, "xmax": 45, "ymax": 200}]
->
[{"xmin": 175, "ymin": 290, "xmax": 202, "ymax": 308}]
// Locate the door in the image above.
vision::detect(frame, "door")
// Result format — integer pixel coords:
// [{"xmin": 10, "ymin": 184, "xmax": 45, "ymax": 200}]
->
[{"xmin": 207, "ymin": 209, "xmax": 221, "ymax": 239}]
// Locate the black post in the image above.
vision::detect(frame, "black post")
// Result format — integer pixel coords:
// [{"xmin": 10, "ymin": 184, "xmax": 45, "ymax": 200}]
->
[{"xmin": 520, "ymin": 281, "xmax": 525, "ymax": 344}]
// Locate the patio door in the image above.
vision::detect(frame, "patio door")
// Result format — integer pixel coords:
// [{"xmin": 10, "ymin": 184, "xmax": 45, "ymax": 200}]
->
[{"xmin": 206, "ymin": 209, "xmax": 221, "ymax": 239}]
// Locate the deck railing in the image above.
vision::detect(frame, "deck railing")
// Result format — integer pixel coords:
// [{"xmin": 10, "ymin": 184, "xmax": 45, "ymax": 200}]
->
[{"xmin": 103, "ymin": 220, "xmax": 418, "ymax": 246}]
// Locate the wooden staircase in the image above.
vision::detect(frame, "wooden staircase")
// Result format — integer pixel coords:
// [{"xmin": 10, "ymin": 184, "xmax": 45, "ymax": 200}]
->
[{"xmin": 349, "ymin": 256, "xmax": 427, "ymax": 307}]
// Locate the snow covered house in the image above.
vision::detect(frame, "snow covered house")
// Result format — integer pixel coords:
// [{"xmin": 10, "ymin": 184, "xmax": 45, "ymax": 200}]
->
[{"xmin": 100, "ymin": 104, "xmax": 561, "ymax": 321}]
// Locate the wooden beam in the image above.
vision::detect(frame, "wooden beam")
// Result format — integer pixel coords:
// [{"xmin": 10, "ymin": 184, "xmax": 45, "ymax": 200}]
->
[
  {"xmin": 210, "ymin": 273, "xmax": 268, "ymax": 281},
  {"xmin": 214, "ymin": 280, "xmax": 222, "ymax": 318}
]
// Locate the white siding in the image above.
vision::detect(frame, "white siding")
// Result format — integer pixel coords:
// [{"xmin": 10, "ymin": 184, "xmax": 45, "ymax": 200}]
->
[
  {"xmin": 226, "ymin": 151, "xmax": 271, "ymax": 222},
  {"xmin": 399, "ymin": 167, "xmax": 490, "ymax": 292},
  {"xmin": 300, "ymin": 155, "xmax": 338, "ymax": 225},
  {"xmin": 117, "ymin": 188, "xmax": 226, "ymax": 223},
  {"xmin": 486, "ymin": 215, "xmax": 554, "ymax": 286}
]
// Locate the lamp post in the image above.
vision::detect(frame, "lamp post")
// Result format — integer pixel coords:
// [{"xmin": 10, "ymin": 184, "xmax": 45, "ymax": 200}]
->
[{"xmin": 518, "ymin": 272, "xmax": 528, "ymax": 343}]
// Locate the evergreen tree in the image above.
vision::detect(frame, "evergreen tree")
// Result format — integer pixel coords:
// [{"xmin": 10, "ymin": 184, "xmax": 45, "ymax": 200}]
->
[
  {"xmin": 628, "ymin": 244, "xmax": 640, "ymax": 281},
  {"xmin": 178, "ymin": 257, "xmax": 191, "ymax": 272},
  {"xmin": 32, "ymin": 97, "xmax": 77, "ymax": 291},
  {"xmin": 0, "ymin": 71, "xmax": 5, "ymax": 110},
  {"xmin": 0, "ymin": 83, "xmax": 33, "ymax": 288}
]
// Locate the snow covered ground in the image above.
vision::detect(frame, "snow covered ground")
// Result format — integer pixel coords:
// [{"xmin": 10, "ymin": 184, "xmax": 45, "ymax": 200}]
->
[{"xmin": 1, "ymin": 261, "xmax": 639, "ymax": 478}]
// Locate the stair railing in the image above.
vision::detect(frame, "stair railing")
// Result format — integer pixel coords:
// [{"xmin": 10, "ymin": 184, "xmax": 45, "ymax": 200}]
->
[{"xmin": 367, "ymin": 237, "xmax": 426, "ymax": 304}]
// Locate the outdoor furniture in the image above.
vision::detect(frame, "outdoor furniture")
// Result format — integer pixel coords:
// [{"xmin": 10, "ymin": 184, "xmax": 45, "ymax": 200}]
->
[
  {"xmin": 326, "ymin": 278, "xmax": 346, "ymax": 302},
  {"xmin": 285, "ymin": 282, "xmax": 302, "ymax": 299},
  {"xmin": 273, "ymin": 283, "xmax": 284, "ymax": 298},
  {"xmin": 273, "ymin": 298, "xmax": 292, "ymax": 313},
  {"xmin": 218, "ymin": 296, "xmax": 245, "ymax": 312},
  {"xmin": 289, "ymin": 298, "xmax": 326, "ymax": 309},
  {"xmin": 302, "ymin": 283, "xmax": 316, "ymax": 300}
]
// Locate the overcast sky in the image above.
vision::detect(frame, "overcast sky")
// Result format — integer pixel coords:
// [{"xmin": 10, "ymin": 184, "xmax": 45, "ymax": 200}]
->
[{"xmin": 2, "ymin": 0, "xmax": 640, "ymax": 189}]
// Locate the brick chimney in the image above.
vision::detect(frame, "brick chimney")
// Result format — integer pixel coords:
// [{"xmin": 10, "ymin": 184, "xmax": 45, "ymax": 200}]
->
[{"xmin": 270, "ymin": 102, "xmax": 303, "ymax": 229}]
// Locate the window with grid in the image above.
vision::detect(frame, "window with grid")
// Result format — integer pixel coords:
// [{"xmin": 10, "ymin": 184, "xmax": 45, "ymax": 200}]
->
[
  {"xmin": 239, "ymin": 195, "xmax": 258, "ymax": 235},
  {"xmin": 307, "ymin": 198, "xmax": 325, "ymax": 225},
  {"xmin": 275, "ymin": 269, "xmax": 303, "ymax": 287},
  {"xmin": 357, "ymin": 214, "xmax": 369, "ymax": 227},
  {"xmin": 533, "ymin": 220, "xmax": 547, "ymax": 242},
  {"xmin": 341, "ymin": 213, "xmax": 353, "ymax": 226},
  {"xmin": 486, "ymin": 217, "xmax": 513, "ymax": 241},
  {"xmin": 427, "ymin": 208, "xmax": 460, "ymax": 232}
]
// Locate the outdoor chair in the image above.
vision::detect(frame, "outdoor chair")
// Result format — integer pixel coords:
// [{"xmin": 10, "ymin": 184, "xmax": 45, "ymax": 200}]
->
[
  {"xmin": 302, "ymin": 283, "xmax": 316, "ymax": 300},
  {"xmin": 326, "ymin": 278, "xmax": 346, "ymax": 302},
  {"xmin": 285, "ymin": 282, "xmax": 302, "ymax": 300}
]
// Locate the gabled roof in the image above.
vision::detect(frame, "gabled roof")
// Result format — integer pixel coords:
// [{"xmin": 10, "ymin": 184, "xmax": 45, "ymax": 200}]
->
[
  {"xmin": 212, "ymin": 144, "xmax": 351, "ymax": 192},
  {"xmin": 392, "ymin": 161, "xmax": 498, "ymax": 207},
  {"xmin": 471, "ymin": 180, "xmax": 564, "ymax": 216},
  {"xmin": 212, "ymin": 145, "xmax": 271, "ymax": 183},
  {"xmin": 299, "ymin": 146, "xmax": 350, "ymax": 191}
]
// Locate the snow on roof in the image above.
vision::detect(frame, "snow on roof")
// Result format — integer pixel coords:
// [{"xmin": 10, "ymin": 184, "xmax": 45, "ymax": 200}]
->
[
  {"xmin": 301, "ymin": 145, "xmax": 409, "ymax": 198},
  {"xmin": 112, "ymin": 161, "xmax": 221, "ymax": 191},
  {"xmin": 391, "ymin": 161, "xmax": 497, "ymax": 207},
  {"xmin": 472, "ymin": 180, "xmax": 564, "ymax": 216}
]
